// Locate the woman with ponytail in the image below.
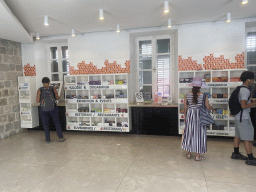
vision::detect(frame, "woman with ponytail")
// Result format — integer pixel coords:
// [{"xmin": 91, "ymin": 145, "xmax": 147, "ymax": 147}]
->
[{"xmin": 181, "ymin": 76, "xmax": 212, "ymax": 161}]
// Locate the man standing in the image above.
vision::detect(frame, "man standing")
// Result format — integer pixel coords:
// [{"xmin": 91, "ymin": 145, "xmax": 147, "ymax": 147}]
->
[
  {"xmin": 231, "ymin": 71, "xmax": 256, "ymax": 166},
  {"xmin": 36, "ymin": 77, "xmax": 66, "ymax": 144}
]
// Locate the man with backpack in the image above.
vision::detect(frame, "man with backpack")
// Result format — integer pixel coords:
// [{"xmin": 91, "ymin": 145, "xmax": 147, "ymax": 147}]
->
[
  {"xmin": 229, "ymin": 71, "xmax": 256, "ymax": 166},
  {"xmin": 36, "ymin": 77, "xmax": 66, "ymax": 144}
]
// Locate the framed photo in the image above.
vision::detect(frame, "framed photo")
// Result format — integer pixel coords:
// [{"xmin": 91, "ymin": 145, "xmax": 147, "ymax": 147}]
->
[{"xmin": 135, "ymin": 92, "xmax": 144, "ymax": 103}]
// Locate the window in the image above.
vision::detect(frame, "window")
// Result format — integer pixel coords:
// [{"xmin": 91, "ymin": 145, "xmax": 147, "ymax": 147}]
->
[
  {"xmin": 49, "ymin": 44, "xmax": 69, "ymax": 81},
  {"xmin": 246, "ymin": 32, "xmax": 256, "ymax": 97},
  {"xmin": 137, "ymin": 36, "xmax": 172, "ymax": 101}
]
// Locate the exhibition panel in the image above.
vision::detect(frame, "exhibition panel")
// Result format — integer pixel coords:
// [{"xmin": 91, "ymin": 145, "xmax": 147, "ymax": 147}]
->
[{"xmin": 64, "ymin": 74, "xmax": 130, "ymax": 132}]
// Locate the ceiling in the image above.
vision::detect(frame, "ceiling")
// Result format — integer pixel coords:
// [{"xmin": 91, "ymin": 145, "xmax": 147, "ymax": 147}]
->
[
  {"xmin": 0, "ymin": 0, "xmax": 32, "ymax": 43},
  {"xmin": 1, "ymin": 0, "xmax": 256, "ymax": 43}
]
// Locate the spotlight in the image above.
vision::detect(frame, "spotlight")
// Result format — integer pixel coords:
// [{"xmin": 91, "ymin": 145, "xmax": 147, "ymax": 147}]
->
[
  {"xmin": 36, "ymin": 33, "xmax": 40, "ymax": 40},
  {"xmin": 241, "ymin": 0, "xmax": 248, "ymax": 4},
  {"xmin": 72, "ymin": 29, "xmax": 75, "ymax": 37},
  {"xmin": 168, "ymin": 19, "xmax": 172, "ymax": 28},
  {"xmin": 226, "ymin": 13, "xmax": 231, "ymax": 22},
  {"xmin": 99, "ymin": 9, "xmax": 104, "ymax": 20},
  {"xmin": 164, "ymin": 1, "xmax": 169, "ymax": 13},
  {"xmin": 44, "ymin": 16, "xmax": 49, "ymax": 26},
  {"xmin": 117, "ymin": 24, "xmax": 120, "ymax": 32}
]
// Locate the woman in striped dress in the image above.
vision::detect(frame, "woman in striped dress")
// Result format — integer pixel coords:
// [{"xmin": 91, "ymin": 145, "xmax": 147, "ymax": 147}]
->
[{"xmin": 181, "ymin": 76, "xmax": 212, "ymax": 161}]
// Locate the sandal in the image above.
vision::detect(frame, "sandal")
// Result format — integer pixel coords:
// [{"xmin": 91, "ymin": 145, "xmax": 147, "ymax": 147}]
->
[
  {"xmin": 186, "ymin": 153, "xmax": 191, "ymax": 159},
  {"xmin": 195, "ymin": 156, "xmax": 206, "ymax": 161}
]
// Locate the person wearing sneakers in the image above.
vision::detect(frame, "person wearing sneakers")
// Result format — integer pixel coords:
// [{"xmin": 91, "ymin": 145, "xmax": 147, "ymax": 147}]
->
[
  {"xmin": 231, "ymin": 71, "xmax": 256, "ymax": 166},
  {"xmin": 36, "ymin": 77, "xmax": 66, "ymax": 144}
]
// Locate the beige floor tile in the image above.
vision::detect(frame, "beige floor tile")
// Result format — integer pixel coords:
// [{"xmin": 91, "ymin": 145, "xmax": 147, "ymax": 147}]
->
[
  {"xmin": 0, "ymin": 148, "xmax": 25, "ymax": 161},
  {"xmin": 137, "ymin": 145, "xmax": 183, "ymax": 158},
  {"xmin": 117, "ymin": 174, "xmax": 208, "ymax": 192},
  {"xmin": 206, "ymin": 175, "xmax": 256, "ymax": 186},
  {"xmin": 207, "ymin": 181, "xmax": 256, "ymax": 192},
  {"xmin": 63, "ymin": 152, "xmax": 133, "ymax": 172},
  {"xmin": 0, "ymin": 162, "xmax": 58, "ymax": 192},
  {"xmin": 66, "ymin": 133, "xmax": 116, "ymax": 145},
  {"xmin": 1, "ymin": 131, "xmax": 256, "ymax": 192},
  {"xmin": 0, "ymin": 160, "xmax": 5, "ymax": 165},
  {"xmin": 127, "ymin": 155, "xmax": 205, "ymax": 180},
  {"xmin": 83, "ymin": 144, "xmax": 140, "ymax": 160},
  {"xmin": 30, "ymin": 167, "xmax": 125, "ymax": 192},
  {"xmin": 107, "ymin": 134, "xmax": 145, "ymax": 147},
  {"xmin": 202, "ymin": 158, "xmax": 256, "ymax": 179},
  {"xmin": 142, "ymin": 136, "xmax": 182, "ymax": 146},
  {"xmin": 8, "ymin": 149, "xmax": 76, "ymax": 166}
]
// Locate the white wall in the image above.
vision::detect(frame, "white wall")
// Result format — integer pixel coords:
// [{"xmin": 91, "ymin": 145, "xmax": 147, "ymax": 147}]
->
[
  {"xmin": 21, "ymin": 18, "xmax": 256, "ymax": 103},
  {"xmin": 178, "ymin": 20, "xmax": 246, "ymax": 63},
  {"xmin": 21, "ymin": 41, "xmax": 48, "ymax": 90},
  {"xmin": 68, "ymin": 31, "xmax": 130, "ymax": 69}
]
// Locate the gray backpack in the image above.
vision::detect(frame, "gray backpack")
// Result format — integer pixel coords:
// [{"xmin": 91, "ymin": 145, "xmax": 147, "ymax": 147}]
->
[{"xmin": 40, "ymin": 86, "xmax": 56, "ymax": 111}]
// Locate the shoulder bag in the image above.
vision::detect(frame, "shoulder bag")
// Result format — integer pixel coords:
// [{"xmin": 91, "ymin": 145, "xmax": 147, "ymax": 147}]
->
[{"xmin": 200, "ymin": 93, "xmax": 214, "ymax": 126}]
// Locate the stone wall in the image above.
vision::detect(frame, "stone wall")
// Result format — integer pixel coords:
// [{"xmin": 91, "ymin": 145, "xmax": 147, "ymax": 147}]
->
[{"xmin": 0, "ymin": 38, "xmax": 23, "ymax": 139}]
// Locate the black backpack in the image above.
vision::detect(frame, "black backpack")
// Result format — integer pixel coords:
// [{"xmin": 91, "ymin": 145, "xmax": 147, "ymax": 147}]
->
[
  {"xmin": 229, "ymin": 86, "xmax": 250, "ymax": 122},
  {"xmin": 40, "ymin": 86, "xmax": 56, "ymax": 111}
]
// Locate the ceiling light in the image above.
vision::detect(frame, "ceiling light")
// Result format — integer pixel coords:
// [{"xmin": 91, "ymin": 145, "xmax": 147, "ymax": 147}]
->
[
  {"xmin": 241, "ymin": 0, "xmax": 248, "ymax": 4},
  {"xmin": 44, "ymin": 16, "xmax": 49, "ymax": 26},
  {"xmin": 164, "ymin": 1, "xmax": 169, "ymax": 13},
  {"xmin": 36, "ymin": 33, "xmax": 40, "ymax": 40},
  {"xmin": 116, "ymin": 24, "xmax": 120, "ymax": 33},
  {"xmin": 99, "ymin": 9, "xmax": 104, "ymax": 20},
  {"xmin": 226, "ymin": 13, "xmax": 231, "ymax": 22},
  {"xmin": 72, "ymin": 29, "xmax": 75, "ymax": 37},
  {"xmin": 168, "ymin": 19, "xmax": 172, "ymax": 28}
]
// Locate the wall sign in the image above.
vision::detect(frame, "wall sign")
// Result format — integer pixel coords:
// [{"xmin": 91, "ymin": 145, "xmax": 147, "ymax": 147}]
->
[
  {"xmin": 19, "ymin": 86, "xmax": 29, "ymax": 90},
  {"xmin": 208, "ymin": 84, "xmax": 228, "ymax": 87},
  {"xmin": 74, "ymin": 126, "xmax": 96, "ymax": 131},
  {"xmin": 212, "ymin": 114, "xmax": 229, "ymax": 119},
  {"xmin": 207, "ymin": 131, "xmax": 229, "ymax": 136},
  {"xmin": 212, "ymin": 99, "xmax": 229, "ymax": 103},
  {"xmin": 77, "ymin": 99, "xmax": 112, "ymax": 103},
  {"xmin": 90, "ymin": 86, "xmax": 109, "ymax": 89}
]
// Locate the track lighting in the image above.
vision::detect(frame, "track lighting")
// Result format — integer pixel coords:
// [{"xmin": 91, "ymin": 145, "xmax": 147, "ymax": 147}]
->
[
  {"xmin": 36, "ymin": 33, "xmax": 40, "ymax": 40},
  {"xmin": 241, "ymin": 0, "xmax": 248, "ymax": 4},
  {"xmin": 116, "ymin": 24, "xmax": 120, "ymax": 32},
  {"xmin": 164, "ymin": 1, "xmax": 169, "ymax": 13},
  {"xmin": 99, "ymin": 9, "xmax": 104, "ymax": 20},
  {"xmin": 44, "ymin": 16, "xmax": 49, "ymax": 26},
  {"xmin": 72, "ymin": 29, "xmax": 75, "ymax": 37},
  {"xmin": 168, "ymin": 19, "xmax": 172, "ymax": 28},
  {"xmin": 226, "ymin": 13, "xmax": 231, "ymax": 22}
]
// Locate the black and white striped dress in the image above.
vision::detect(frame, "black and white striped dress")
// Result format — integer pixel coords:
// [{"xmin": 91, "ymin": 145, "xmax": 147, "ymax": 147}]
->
[{"xmin": 182, "ymin": 92, "xmax": 207, "ymax": 154}]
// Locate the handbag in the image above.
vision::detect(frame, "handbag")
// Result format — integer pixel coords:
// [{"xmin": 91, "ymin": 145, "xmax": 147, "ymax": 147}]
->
[{"xmin": 200, "ymin": 93, "xmax": 214, "ymax": 126}]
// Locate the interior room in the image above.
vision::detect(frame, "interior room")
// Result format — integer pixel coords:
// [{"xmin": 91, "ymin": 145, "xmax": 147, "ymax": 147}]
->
[{"xmin": 0, "ymin": 0, "xmax": 256, "ymax": 191}]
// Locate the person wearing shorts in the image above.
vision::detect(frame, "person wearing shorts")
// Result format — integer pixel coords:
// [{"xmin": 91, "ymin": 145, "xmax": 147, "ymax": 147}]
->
[{"xmin": 231, "ymin": 71, "xmax": 256, "ymax": 166}]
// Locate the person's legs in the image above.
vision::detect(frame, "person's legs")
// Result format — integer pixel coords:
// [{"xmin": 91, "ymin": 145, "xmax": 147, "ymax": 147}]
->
[
  {"xmin": 49, "ymin": 106, "xmax": 64, "ymax": 139},
  {"xmin": 244, "ymin": 140, "xmax": 253, "ymax": 154},
  {"xmin": 231, "ymin": 121, "xmax": 247, "ymax": 160},
  {"xmin": 234, "ymin": 137, "xmax": 241, "ymax": 148},
  {"xmin": 39, "ymin": 107, "xmax": 51, "ymax": 142}
]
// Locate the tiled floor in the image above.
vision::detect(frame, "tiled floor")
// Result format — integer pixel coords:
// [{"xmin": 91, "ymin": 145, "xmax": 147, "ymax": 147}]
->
[{"xmin": 0, "ymin": 130, "xmax": 256, "ymax": 192}]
